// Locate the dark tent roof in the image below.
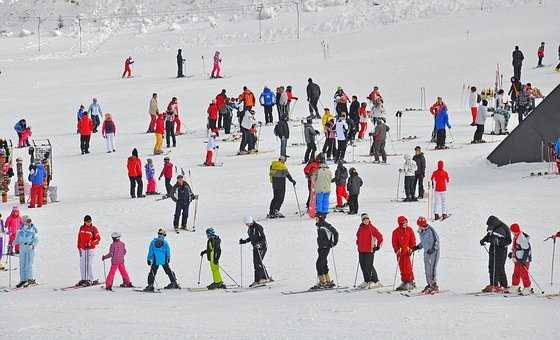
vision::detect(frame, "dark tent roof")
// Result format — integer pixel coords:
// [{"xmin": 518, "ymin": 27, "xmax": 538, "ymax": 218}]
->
[{"xmin": 487, "ymin": 84, "xmax": 560, "ymax": 166}]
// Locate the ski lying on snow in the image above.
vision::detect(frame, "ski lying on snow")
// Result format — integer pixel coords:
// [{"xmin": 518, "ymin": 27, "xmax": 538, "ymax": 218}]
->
[
  {"xmin": 134, "ymin": 289, "xmax": 162, "ymax": 293},
  {"xmin": 281, "ymin": 286, "xmax": 349, "ymax": 295},
  {"xmin": 197, "ymin": 163, "xmax": 224, "ymax": 167},
  {"xmin": 1, "ymin": 283, "xmax": 42, "ymax": 293},
  {"xmin": 188, "ymin": 285, "xmax": 238, "ymax": 292},
  {"xmin": 53, "ymin": 282, "xmax": 104, "ymax": 292},
  {"xmin": 400, "ymin": 289, "xmax": 449, "ymax": 297},
  {"xmin": 338, "ymin": 285, "xmax": 391, "ymax": 293},
  {"xmin": 225, "ymin": 284, "xmax": 275, "ymax": 293}
]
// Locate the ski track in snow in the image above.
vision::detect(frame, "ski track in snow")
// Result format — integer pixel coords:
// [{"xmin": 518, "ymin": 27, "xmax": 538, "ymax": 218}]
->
[{"xmin": 1, "ymin": 0, "xmax": 560, "ymax": 339}]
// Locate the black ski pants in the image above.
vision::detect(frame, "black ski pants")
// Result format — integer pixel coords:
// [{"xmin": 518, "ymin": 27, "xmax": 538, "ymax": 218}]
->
[
  {"xmin": 414, "ymin": 174, "xmax": 424, "ymax": 198},
  {"xmin": 348, "ymin": 194, "xmax": 359, "ymax": 214},
  {"xmin": 513, "ymin": 64, "xmax": 522, "ymax": 81},
  {"xmin": 165, "ymin": 121, "xmax": 176, "ymax": 147},
  {"xmin": 173, "ymin": 201, "xmax": 189, "ymax": 227},
  {"xmin": 264, "ymin": 105, "xmax": 274, "ymax": 124},
  {"xmin": 269, "ymin": 179, "xmax": 286, "ymax": 215},
  {"xmin": 316, "ymin": 247, "xmax": 330, "ymax": 276},
  {"xmin": 309, "ymin": 97, "xmax": 319, "ymax": 117},
  {"xmin": 473, "ymin": 124, "xmax": 484, "ymax": 142},
  {"xmin": 253, "ymin": 245, "xmax": 268, "ymax": 282},
  {"xmin": 165, "ymin": 178, "xmax": 172, "ymax": 196},
  {"xmin": 404, "ymin": 176, "xmax": 415, "ymax": 198},
  {"xmin": 323, "ymin": 138, "xmax": 336, "ymax": 159},
  {"xmin": 80, "ymin": 135, "xmax": 91, "ymax": 153},
  {"xmin": 359, "ymin": 252, "xmax": 378, "ymax": 283},
  {"xmin": 129, "ymin": 176, "xmax": 143, "ymax": 198},
  {"xmin": 223, "ymin": 112, "xmax": 232, "ymax": 134},
  {"xmin": 304, "ymin": 142, "xmax": 317, "ymax": 163},
  {"xmin": 148, "ymin": 263, "xmax": 176, "ymax": 286},
  {"xmin": 336, "ymin": 140, "xmax": 347, "ymax": 162},
  {"xmin": 436, "ymin": 129, "xmax": 446, "ymax": 148},
  {"xmin": 489, "ymin": 247, "xmax": 508, "ymax": 287}
]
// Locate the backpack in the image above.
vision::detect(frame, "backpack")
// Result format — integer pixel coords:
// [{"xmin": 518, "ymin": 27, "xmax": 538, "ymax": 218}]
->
[{"xmin": 324, "ymin": 224, "xmax": 339, "ymax": 248}]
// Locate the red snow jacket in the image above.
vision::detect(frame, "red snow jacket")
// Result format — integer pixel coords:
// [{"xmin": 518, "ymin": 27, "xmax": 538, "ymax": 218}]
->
[
  {"xmin": 207, "ymin": 103, "xmax": 219, "ymax": 120},
  {"xmin": 78, "ymin": 115, "xmax": 93, "ymax": 136},
  {"xmin": 160, "ymin": 161, "xmax": 173, "ymax": 179},
  {"xmin": 304, "ymin": 160, "xmax": 321, "ymax": 178},
  {"xmin": 431, "ymin": 160, "xmax": 449, "ymax": 192},
  {"xmin": 77, "ymin": 224, "xmax": 101, "ymax": 250},
  {"xmin": 538, "ymin": 46, "xmax": 544, "ymax": 57},
  {"xmin": 155, "ymin": 114, "xmax": 165, "ymax": 134},
  {"xmin": 356, "ymin": 222, "xmax": 383, "ymax": 253},
  {"xmin": 127, "ymin": 156, "xmax": 142, "ymax": 177},
  {"xmin": 216, "ymin": 93, "xmax": 226, "ymax": 110},
  {"xmin": 392, "ymin": 225, "xmax": 416, "ymax": 255}
]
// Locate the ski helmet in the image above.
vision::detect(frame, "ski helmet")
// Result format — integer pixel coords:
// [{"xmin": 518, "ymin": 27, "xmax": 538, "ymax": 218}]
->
[
  {"xmin": 416, "ymin": 217, "xmax": 428, "ymax": 227},
  {"xmin": 157, "ymin": 228, "xmax": 167, "ymax": 237},
  {"xmin": 243, "ymin": 216, "xmax": 253, "ymax": 225},
  {"xmin": 22, "ymin": 215, "xmax": 30, "ymax": 223},
  {"xmin": 111, "ymin": 232, "xmax": 121, "ymax": 239},
  {"xmin": 360, "ymin": 213, "xmax": 369, "ymax": 221},
  {"xmin": 205, "ymin": 228, "xmax": 215, "ymax": 237}
]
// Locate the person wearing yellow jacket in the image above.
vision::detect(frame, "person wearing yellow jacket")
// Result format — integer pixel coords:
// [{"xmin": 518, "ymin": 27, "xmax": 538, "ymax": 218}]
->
[
  {"xmin": 268, "ymin": 157, "xmax": 296, "ymax": 218},
  {"xmin": 321, "ymin": 108, "xmax": 333, "ymax": 132}
]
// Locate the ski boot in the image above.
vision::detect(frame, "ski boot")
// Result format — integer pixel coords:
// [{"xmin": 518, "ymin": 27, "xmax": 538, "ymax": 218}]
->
[
  {"xmin": 410, "ymin": 196, "xmax": 418, "ymax": 202},
  {"xmin": 421, "ymin": 285, "xmax": 432, "ymax": 294},
  {"xmin": 324, "ymin": 273, "xmax": 335, "ymax": 288},
  {"xmin": 505, "ymin": 285, "xmax": 519, "ymax": 294},
  {"xmin": 120, "ymin": 282, "xmax": 134, "ymax": 288},
  {"xmin": 442, "ymin": 214, "xmax": 449, "ymax": 220},
  {"xmin": 16, "ymin": 281, "xmax": 27, "ymax": 288},
  {"xmin": 481, "ymin": 284, "xmax": 495, "ymax": 293},
  {"xmin": 333, "ymin": 206, "xmax": 344, "ymax": 213},
  {"xmin": 105, "ymin": 287, "xmax": 113, "ymax": 291},
  {"xmin": 520, "ymin": 287, "xmax": 534, "ymax": 295},
  {"xmin": 368, "ymin": 281, "xmax": 384, "ymax": 289},
  {"xmin": 143, "ymin": 285, "xmax": 155, "ymax": 292},
  {"xmin": 395, "ymin": 282, "xmax": 407, "ymax": 291},
  {"xmin": 27, "ymin": 279, "xmax": 37, "ymax": 286},
  {"xmin": 311, "ymin": 275, "xmax": 327, "ymax": 290},
  {"xmin": 434, "ymin": 214, "xmax": 440, "ymax": 221},
  {"xmin": 216, "ymin": 282, "xmax": 227, "ymax": 289},
  {"xmin": 492, "ymin": 286, "xmax": 505, "ymax": 293},
  {"xmin": 358, "ymin": 282, "xmax": 369, "ymax": 289},
  {"xmin": 165, "ymin": 281, "xmax": 181, "ymax": 289},
  {"xmin": 207, "ymin": 282, "xmax": 218, "ymax": 290},
  {"xmin": 430, "ymin": 283, "xmax": 439, "ymax": 293},
  {"xmin": 275, "ymin": 211, "xmax": 285, "ymax": 218}
]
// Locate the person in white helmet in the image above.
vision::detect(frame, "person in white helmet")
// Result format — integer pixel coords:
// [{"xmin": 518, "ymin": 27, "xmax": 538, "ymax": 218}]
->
[
  {"xmin": 101, "ymin": 232, "xmax": 133, "ymax": 291},
  {"xmin": 239, "ymin": 216, "xmax": 270, "ymax": 286}
]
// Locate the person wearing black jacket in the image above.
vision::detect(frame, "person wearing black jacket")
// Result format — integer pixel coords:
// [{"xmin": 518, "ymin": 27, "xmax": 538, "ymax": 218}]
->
[
  {"xmin": 306, "ymin": 78, "xmax": 321, "ymax": 119},
  {"xmin": 412, "ymin": 146, "xmax": 426, "ymax": 199},
  {"xmin": 512, "ymin": 46, "xmax": 524, "ymax": 81},
  {"xmin": 169, "ymin": 175, "xmax": 196, "ymax": 230},
  {"xmin": 480, "ymin": 215, "xmax": 512, "ymax": 292},
  {"xmin": 274, "ymin": 116, "xmax": 290, "ymax": 158},
  {"xmin": 239, "ymin": 217, "xmax": 270, "ymax": 286},
  {"xmin": 348, "ymin": 96, "xmax": 360, "ymax": 125},
  {"xmin": 176, "ymin": 49, "xmax": 186, "ymax": 78},
  {"xmin": 303, "ymin": 118, "xmax": 319, "ymax": 163},
  {"xmin": 313, "ymin": 215, "xmax": 339, "ymax": 289},
  {"xmin": 200, "ymin": 228, "xmax": 226, "ymax": 289}
]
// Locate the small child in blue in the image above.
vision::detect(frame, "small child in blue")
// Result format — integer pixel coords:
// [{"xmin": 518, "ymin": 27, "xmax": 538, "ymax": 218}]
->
[{"xmin": 15, "ymin": 215, "xmax": 38, "ymax": 287}]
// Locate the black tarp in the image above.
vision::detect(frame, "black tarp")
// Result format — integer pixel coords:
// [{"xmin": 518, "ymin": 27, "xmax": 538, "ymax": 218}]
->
[{"xmin": 487, "ymin": 84, "xmax": 560, "ymax": 166}]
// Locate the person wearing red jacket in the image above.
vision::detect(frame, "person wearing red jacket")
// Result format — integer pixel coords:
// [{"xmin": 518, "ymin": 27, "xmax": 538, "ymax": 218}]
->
[
  {"xmin": 207, "ymin": 99, "xmax": 219, "ymax": 136},
  {"xmin": 159, "ymin": 156, "xmax": 174, "ymax": 197},
  {"xmin": 392, "ymin": 215, "xmax": 416, "ymax": 291},
  {"xmin": 304, "ymin": 155, "xmax": 322, "ymax": 215},
  {"xmin": 77, "ymin": 215, "xmax": 101, "ymax": 286},
  {"xmin": 537, "ymin": 42, "xmax": 545, "ymax": 68},
  {"xmin": 153, "ymin": 113, "xmax": 165, "ymax": 155},
  {"xmin": 122, "ymin": 56, "xmax": 134, "ymax": 78},
  {"xmin": 431, "ymin": 160, "xmax": 449, "ymax": 220},
  {"xmin": 429, "ymin": 97, "xmax": 446, "ymax": 142},
  {"xmin": 356, "ymin": 213, "xmax": 384, "ymax": 289},
  {"xmin": 215, "ymin": 89, "xmax": 227, "ymax": 129},
  {"xmin": 127, "ymin": 148, "xmax": 144, "ymax": 199},
  {"xmin": 78, "ymin": 112, "xmax": 93, "ymax": 155}
]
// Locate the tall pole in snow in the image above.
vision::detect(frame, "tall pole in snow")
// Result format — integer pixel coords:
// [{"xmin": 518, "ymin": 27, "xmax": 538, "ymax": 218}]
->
[
  {"xmin": 258, "ymin": 4, "xmax": 263, "ymax": 41},
  {"xmin": 78, "ymin": 17, "xmax": 83, "ymax": 54},
  {"xmin": 37, "ymin": 17, "xmax": 41, "ymax": 52},
  {"xmin": 295, "ymin": 1, "xmax": 300, "ymax": 40}
]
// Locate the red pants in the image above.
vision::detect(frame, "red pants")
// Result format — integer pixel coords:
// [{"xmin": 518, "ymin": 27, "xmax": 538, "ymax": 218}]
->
[
  {"xmin": 205, "ymin": 150, "xmax": 214, "ymax": 165},
  {"xmin": 122, "ymin": 66, "xmax": 131, "ymax": 78},
  {"xmin": 398, "ymin": 253, "xmax": 414, "ymax": 282},
  {"xmin": 105, "ymin": 263, "xmax": 131, "ymax": 288},
  {"xmin": 512, "ymin": 262, "xmax": 531, "ymax": 287},
  {"xmin": 211, "ymin": 63, "xmax": 221, "ymax": 77},
  {"xmin": 147, "ymin": 178, "xmax": 157, "ymax": 193},
  {"xmin": 358, "ymin": 122, "xmax": 367, "ymax": 139},
  {"xmin": 29, "ymin": 184, "xmax": 44, "ymax": 208},
  {"xmin": 175, "ymin": 116, "xmax": 182, "ymax": 134},
  {"xmin": 148, "ymin": 115, "xmax": 156, "ymax": 132},
  {"xmin": 470, "ymin": 107, "xmax": 477, "ymax": 124},
  {"xmin": 335, "ymin": 184, "xmax": 349, "ymax": 207}
]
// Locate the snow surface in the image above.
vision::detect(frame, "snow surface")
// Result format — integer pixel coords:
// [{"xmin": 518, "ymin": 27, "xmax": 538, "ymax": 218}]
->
[{"xmin": 1, "ymin": 0, "xmax": 560, "ymax": 339}]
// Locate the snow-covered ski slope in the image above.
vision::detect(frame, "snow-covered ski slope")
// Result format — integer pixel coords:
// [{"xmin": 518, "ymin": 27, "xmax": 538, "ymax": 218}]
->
[{"xmin": 1, "ymin": 0, "xmax": 560, "ymax": 339}]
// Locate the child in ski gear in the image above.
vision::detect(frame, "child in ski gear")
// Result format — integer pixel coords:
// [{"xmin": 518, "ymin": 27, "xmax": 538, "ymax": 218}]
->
[
  {"xmin": 167, "ymin": 97, "xmax": 182, "ymax": 135},
  {"xmin": 434, "ymin": 107, "xmax": 451, "ymax": 149},
  {"xmin": 211, "ymin": 51, "xmax": 222, "ymax": 78},
  {"xmin": 537, "ymin": 42, "xmax": 545, "ymax": 67},
  {"xmin": 101, "ymin": 113, "xmax": 116, "ymax": 153},
  {"xmin": 268, "ymin": 157, "xmax": 296, "ymax": 218},
  {"xmin": 413, "ymin": 146, "xmax": 426, "ymax": 199},
  {"xmin": 169, "ymin": 174, "xmax": 195, "ymax": 230},
  {"xmin": 205, "ymin": 132, "xmax": 219, "ymax": 166},
  {"xmin": 200, "ymin": 228, "xmax": 226, "ymax": 289},
  {"xmin": 145, "ymin": 229, "xmax": 180, "ymax": 291},
  {"xmin": 400, "ymin": 154, "xmax": 418, "ymax": 202},
  {"xmin": 480, "ymin": 215, "xmax": 512, "ymax": 292},
  {"xmin": 78, "ymin": 112, "xmax": 93, "ymax": 154},
  {"xmin": 334, "ymin": 114, "xmax": 349, "ymax": 162},
  {"xmin": 102, "ymin": 232, "xmax": 132, "ymax": 291},
  {"xmin": 322, "ymin": 118, "xmax": 336, "ymax": 161},
  {"xmin": 145, "ymin": 159, "xmax": 159, "ymax": 195},
  {"xmin": 159, "ymin": 157, "xmax": 174, "ymax": 197},
  {"xmin": 392, "ymin": 216, "xmax": 416, "ymax": 291},
  {"xmin": 314, "ymin": 214, "xmax": 339, "ymax": 289},
  {"xmin": 358, "ymin": 102, "xmax": 368, "ymax": 139},
  {"xmin": 28, "ymin": 162, "xmax": 46, "ymax": 208},
  {"xmin": 507, "ymin": 223, "xmax": 532, "ymax": 295},
  {"xmin": 303, "ymin": 118, "xmax": 319, "ymax": 163},
  {"xmin": 148, "ymin": 93, "xmax": 159, "ymax": 133},
  {"xmin": 77, "ymin": 215, "xmax": 101, "ymax": 286},
  {"xmin": 88, "ymin": 98, "xmax": 102, "ymax": 133},
  {"xmin": 153, "ymin": 113, "xmax": 165, "ymax": 154},
  {"xmin": 304, "ymin": 154, "xmax": 322, "ymax": 211},
  {"xmin": 472, "ymin": 99, "xmax": 488, "ymax": 143},
  {"xmin": 334, "ymin": 87, "xmax": 349, "ymax": 116},
  {"xmin": 14, "ymin": 119, "xmax": 29, "ymax": 147},
  {"xmin": 431, "ymin": 161, "xmax": 449, "ymax": 220},
  {"xmin": 468, "ymin": 86, "xmax": 478, "ymax": 126},
  {"xmin": 239, "ymin": 216, "xmax": 269, "ymax": 286},
  {"xmin": 165, "ymin": 104, "xmax": 177, "ymax": 148},
  {"xmin": 127, "ymin": 148, "xmax": 144, "ymax": 199},
  {"xmin": 346, "ymin": 168, "xmax": 363, "ymax": 215},
  {"xmin": 122, "ymin": 56, "xmax": 134, "ymax": 78},
  {"xmin": 285, "ymin": 85, "xmax": 298, "ymax": 120},
  {"xmin": 314, "ymin": 160, "xmax": 332, "ymax": 215},
  {"xmin": 274, "ymin": 116, "xmax": 290, "ymax": 158},
  {"xmin": 413, "ymin": 217, "xmax": 440, "ymax": 293},
  {"xmin": 370, "ymin": 119, "xmax": 389, "ymax": 163},
  {"xmin": 6, "ymin": 206, "xmax": 22, "ymax": 255},
  {"xmin": 14, "ymin": 216, "xmax": 38, "ymax": 288},
  {"xmin": 332, "ymin": 161, "xmax": 349, "ymax": 211},
  {"xmin": 356, "ymin": 214, "xmax": 383, "ymax": 288}
]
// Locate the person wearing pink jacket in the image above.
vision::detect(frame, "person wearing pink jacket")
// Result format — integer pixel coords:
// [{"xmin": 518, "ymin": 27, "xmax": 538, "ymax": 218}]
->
[
  {"xmin": 101, "ymin": 232, "xmax": 132, "ymax": 291},
  {"xmin": 211, "ymin": 51, "xmax": 222, "ymax": 79},
  {"xmin": 5, "ymin": 206, "xmax": 22, "ymax": 255}
]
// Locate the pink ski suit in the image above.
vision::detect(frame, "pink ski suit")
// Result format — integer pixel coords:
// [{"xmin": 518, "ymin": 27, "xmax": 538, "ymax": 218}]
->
[
  {"xmin": 211, "ymin": 51, "xmax": 221, "ymax": 78},
  {"xmin": 102, "ymin": 239, "xmax": 131, "ymax": 288},
  {"xmin": 5, "ymin": 207, "xmax": 22, "ymax": 254}
]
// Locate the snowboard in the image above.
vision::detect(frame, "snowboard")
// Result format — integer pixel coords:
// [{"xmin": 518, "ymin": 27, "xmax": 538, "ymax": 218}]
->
[{"xmin": 16, "ymin": 158, "xmax": 25, "ymax": 204}]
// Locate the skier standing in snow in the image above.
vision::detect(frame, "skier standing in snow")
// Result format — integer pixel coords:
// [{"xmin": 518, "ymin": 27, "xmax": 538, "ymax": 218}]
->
[
  {"xmin": 323, "ymin": 118, "xmax": 337, "ymax": 161},
  {"xmin": 274, "ymin": 116, "xmax": 290, "ymax": 158},
  {"xmin": 303, "ymin": 118, "xmax": 319, "ymax": 163},
  {"xmin": 506, "ymin": 223, "xmax": 532, "ymax": 295},
  {"xmin": 169, "ymin": 174, "xmax": 195, "ymax": 231},
  {"xmin": 268, "ymin": 156, "xmax": 296, "ymax": 218},
  {"xmin": 176, "ymin": 49, "xmax": 186, "ymax": 78},
  {"xmin": 207, "ymin": 99, "xmax": 219, "ymax": 136},
  {"xmin": 127, "ymin": 148, "xmax": 144, "ymax": 199},
  {"xmin": 431, "ymin": 160, "xmax": 449, "ymax": 220},
  {"xmin": 210, "ymin": 51, "xmax": 222, "ymax": 78},
  {"xmin": 304, "ymin": 154, "xmax": 321, "ymax": 209},
  {"xmin": 238, "ymin": 86, "xmax": 256, "ymax": 112},
  {"xmin": 537, "ymin": 42, "xmax": 545, "ymax": 68},
  {"xmin": 512, "ymin": 46, "xmax": 524, "ymax": 81},
  {"xmin": 259, "ymin": 86, "xmax": 276, "ymax": 125},
  {"xmin": 277, "ymin": 86, "xmax": 288, "ymax": 120},
  {"xmin": 334, "ymin": 114, "xmax": 348, "ymax": 162},
  {"xmin": 78, "ymin": 111, "xmax": 93, "ymax": 154},
  {"xmin": 147, "ymin": 93, "xmax": 159, "ymax": 133},
  {"xmin": 370, "ymin": 119, "xmax": 389, "ymax": 163},
  {"xmin": 333, "ymin": 87, "xmax": 349, "ymax": 116},
  {"xmin": 355, "ymin": 213, "xmax": 383, "ymax": 288},
  {"xmin": 346, "ymin": 167, "xmax": 363, "ymax": 215},
  {"xmin": 399, "ymin": 154, "xmax": 418, "ymax": 202},
  {"xmin": 14, "ymin": 215, "xmax": 38, "ymax": 288},
  {"xmin": 215, "ymin": 89, "xmax": 228, "ymax": 130},
  {"xmin": 165, "ymin": 100, "xmax": 177, "ymax": 148},
  {"xmin": 144, "ymin": 229, "xmax": 180, "ymax": 291},
  {"xmin": 358, "ymin": 102, "xmax": 369, "ymax": 140},
  {"xmin": 145, "ymin": 159, "xmax": 159, "ymax": 195},
  {"xmin": 101, "ymin": 232, "xmax": 133, "ymax": 291},
  {"xmin": 434, "ymin": 106, "xmax": 451, "ymax": 149},
  {"xmin": 101, "ymin": 113, "xmax": 116, "ymax": 153},
  {"xmin": 239, "ymin": 216, "xmax": 270, "ymax": 286},
  {"xmin": 77, "ymin": 215, "xmax": 101, "ymax": 287},
  {"xmin": 204, "ymin": 132, "xmax": 219, "ymax": 166},
  {"xmin": 122, "ymin": 56, "xmax": 134, "ymax": 78},
  {"xmin": 27, "ymin": 162, "xmax": 46, "ymax": 208},
  {"xmin": 153, "ymin": 112, "xmax": 165, "ymax": 155},
  {"xmin": 306, "ymin": 78, "xmax": 321, "ymax": 119},
  {"xmin": 468, "ymin": 86, "xmax": 479, "ymax": 126},
  {"xmin": 368, "ymin": 86, "xmax": 384, "ymax": 124},
  {"xmin": 313, "ymin": 214, "xmax": 338, "ymax": 289},
  {"xmin": 5, "ymin": 206, "xmax": 22, "ymax": 255},
  {"xmin": 332, "ymin": 161, "xmax": 349, "ymax": 212},
  {"xmin": 14, "ymin": 119, "xmax": 29, "ymax": 147},
  {"xmin": 413, "ymin": 216, "xmax": 440, "ymax": 293},
  {"xmin": 471, "ymin": 99, "xmax": 488, "ymax": 143},
  {"xmin": 168, "ymin": 97, "xmax": 182, "ymax": 135},
  {"xmin": 314, "ymin": 157, "xmax": 332, "ymax": 216},
  {"xmin": 348, "ymin": 96, "xmax": 360, "ymax": 132},
  {"xmin": 412, "ymin": 146, "xmax": 426, "ymax": 199},
  {"xmin": 200, "ymin": 228, "xmax": 226, "ymax": 290},
  {"xmin": 88, "ymin": 98, "xmax": 103, "ymax": 133},
  {"xmin": 392, "ymin": 216, "xmax": 416, "ymax": 291},
  {"xmin": 239, "ymin": 109, "xmax": 257, "ymax": 154},
  {"xmin": 480, "ymin": 215, "xmax": 512, "ymax": 293}
]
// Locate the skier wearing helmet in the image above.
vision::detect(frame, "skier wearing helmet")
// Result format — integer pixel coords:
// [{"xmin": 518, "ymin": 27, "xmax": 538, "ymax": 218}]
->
[
  {"xmin": 200, "ymin": 228, "xmax": 226, "ymax": 290},
  {"xmin": 239, "ymin": 216, "xmax": 270, "ymax": 287},
  {"xmin": 101, "ymin": 232, "xmax": 133, "ymax": 291},
  {"xmin": 413, "ymin": 217, "xmax": 440, "ymax": 294},
  {"xmin": 392, "ymin": 216, "xmax": 416, "ymax": 291},
  {"xmin": 144, "ymin": 229, "xmax": 180, "ymax": 292}
]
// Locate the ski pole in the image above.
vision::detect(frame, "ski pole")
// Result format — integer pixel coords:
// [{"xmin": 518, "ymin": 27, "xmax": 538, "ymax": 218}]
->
[
  {"xmin": 392, "ymin": 253, "xmax": 400, "ymax": 290},
  {"xmin": 331, "ymin": 248, "xmax": 339, "ymax": 287},
  {"xmin": 8, "ymin": 251, "xmax": 12, "ymax": 288},
  {"xmin": 197, "ymin": 255, "xmax": 203, "ymax": 286},
  {"xmin": 219, "ymin": 265, "xmax": 240, "ymax": 287},
  {"xmin": 102, "ymin": 259, "xmax": 107, "ymax": 283},
  {"xmin": 353, "ymin": 258, "xmax": 359, "ymax": 288},
  {"xmin": 396, "ymin": 170, "xmax": 402, "ymax": 201},
  {"xmin": 240, "ymin": 244, "xmax": 243, "ymax": 288},
  {"xmin": 293, "ymin": 184, "xmax": 303, "ymax": 217}
]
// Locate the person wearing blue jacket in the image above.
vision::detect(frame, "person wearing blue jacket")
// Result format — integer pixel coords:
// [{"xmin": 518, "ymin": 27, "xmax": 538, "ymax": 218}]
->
[
  {"xmin": 14, "ymin": 119, "xmax": 27, "ymax": 144},
  {"xmin": 14, "ymin": 215, "xmax": 38, "ymax": 288},
  {"xmin": 28, "ymin": 163, "xmax": 46, "ymax": 208},
  {"xmin": 88, "ymin": 98, "xmax": 103, "ymax": 133},
  {"xmin": 434, "ymin": 107, "xmax": 451, "ymax": 149},
  {"xmin": 260, "ymin": 87, "xmax": 276, "ymax": 125},
  {"xmin": 143, "ymin": 229, "xmax": 180, "ymax": 291}
]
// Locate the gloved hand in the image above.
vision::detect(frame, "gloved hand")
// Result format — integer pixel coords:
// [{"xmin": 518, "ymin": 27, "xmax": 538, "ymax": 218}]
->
[
  {"xmin": 426, "ymin": 248, "xmax": 435, "ymax": 255},
  {"xmin": 373, "ymin": 246, "xmax": 380, "ymax": 252},
  {"xmin": 479, "ymin": 239, "xmax": 485, "ymax": 246},
  {"xmin": 213, "ymin": 259, "xmax": 219, "ymax": 265},
  {"xmin": 147, "ymin": 260, "xmax": 152, "ymax": 266},
  {"xmin": 291, "ymin": 180, "xmax": 297, "ymax": 186},
  {"xmin": 200, "ymin": 250, "xmax": 206, "ymax": 257},
  {"xmin": 239, "ymin": 238, "xmax": 245, "ymax": 245},
  {"xmin": 79, "ymin": 250, "xmax": 83, "ymax": 257},
  {"xmin": 508, "ymin": 252, "xmax": 512, "ymax": 259}
]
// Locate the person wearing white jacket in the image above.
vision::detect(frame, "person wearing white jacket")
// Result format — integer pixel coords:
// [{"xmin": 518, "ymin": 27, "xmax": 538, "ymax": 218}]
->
[
  {"xmin": 472, "ymin": 99, "xmax": 489, "ymax": 143},
  {"xmin": 468, "ymin": 86, "xmax": 478, "ymax": 126},
  {"xmin": 205, "ymin": 132, "xmax": 219, "ymax": 166},
  {"xmin": 399, "ymin": 154, "xmax": 418, "ymax": 201},
  {"xmin": 334, "ymin": 114, "xmax": 349, "ymax": 162},
  {"xmin": 239, "ymin": 110, "xmax": 257, "ymax": 154}
]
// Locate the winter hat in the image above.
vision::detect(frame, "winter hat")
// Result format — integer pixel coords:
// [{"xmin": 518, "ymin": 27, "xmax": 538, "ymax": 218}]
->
[
  {"xmin": 397, "ymin": 216, "xmax": 408, "ymax": 226},
  {"xmin": 84, "ymin": 215, "xmax": 92, "ymax": 222},
  {"xmin": 147, "ymin": 158, "xmax": 153, "ymax": 164},
  {"xmin": 21, "ymin": 215, "xmax": 30, "ymax": 223},
  {"xmin": 437, "ymin": 160, "xmax": 444, "ymax": 169},
  {"xmin": 132, "ymin": 148, "xmax": 138, "ymax": 157},
  {"xmin": 416, "ymin": 216, "xmax": 428, "ymax": 227},
  {"xmin": 12, "ymin": 206, "xmax": 19, "ymax": 211},
  {"xmin": 278, "ymin": 156, "xmax": 286, "ymax": 162},
  {"xmin": 510, "ymin": 223, "xmax": 521, "ymax": 234},
  {"xmin": 316, "ymin": 213, "xmax": 326, "ymax": 222},
  {"xmin": 157, "ymin": 228, "xmax": 167, "ymax": 237},
  {"xmin": 243, "ymin": 216, "xmax": 253, "ymax": 225},
  {"xmin": 206, "ymin": 228, "xmax": 216, "ymax": 237},
  {"xmin": 164, "ymin": 156, "xmax": 170, "ymax": 161},
  {"xmin": 111, "ymin": 232, "xmax": 121, "ymax": 239},
  {"xmin": 361, "ymin": 213, "xmax": 369, "ymax": 221},
  {"xmin": 414, "ymin": 146, "xmax": 421, "ymax": 151},
  {"xmin": 337, "ymin": 86, "xmax": 342, "ymax": 91},
  {"xmin": 177, "ymin": 174, "xmax": 184, "ymax": 179}
]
